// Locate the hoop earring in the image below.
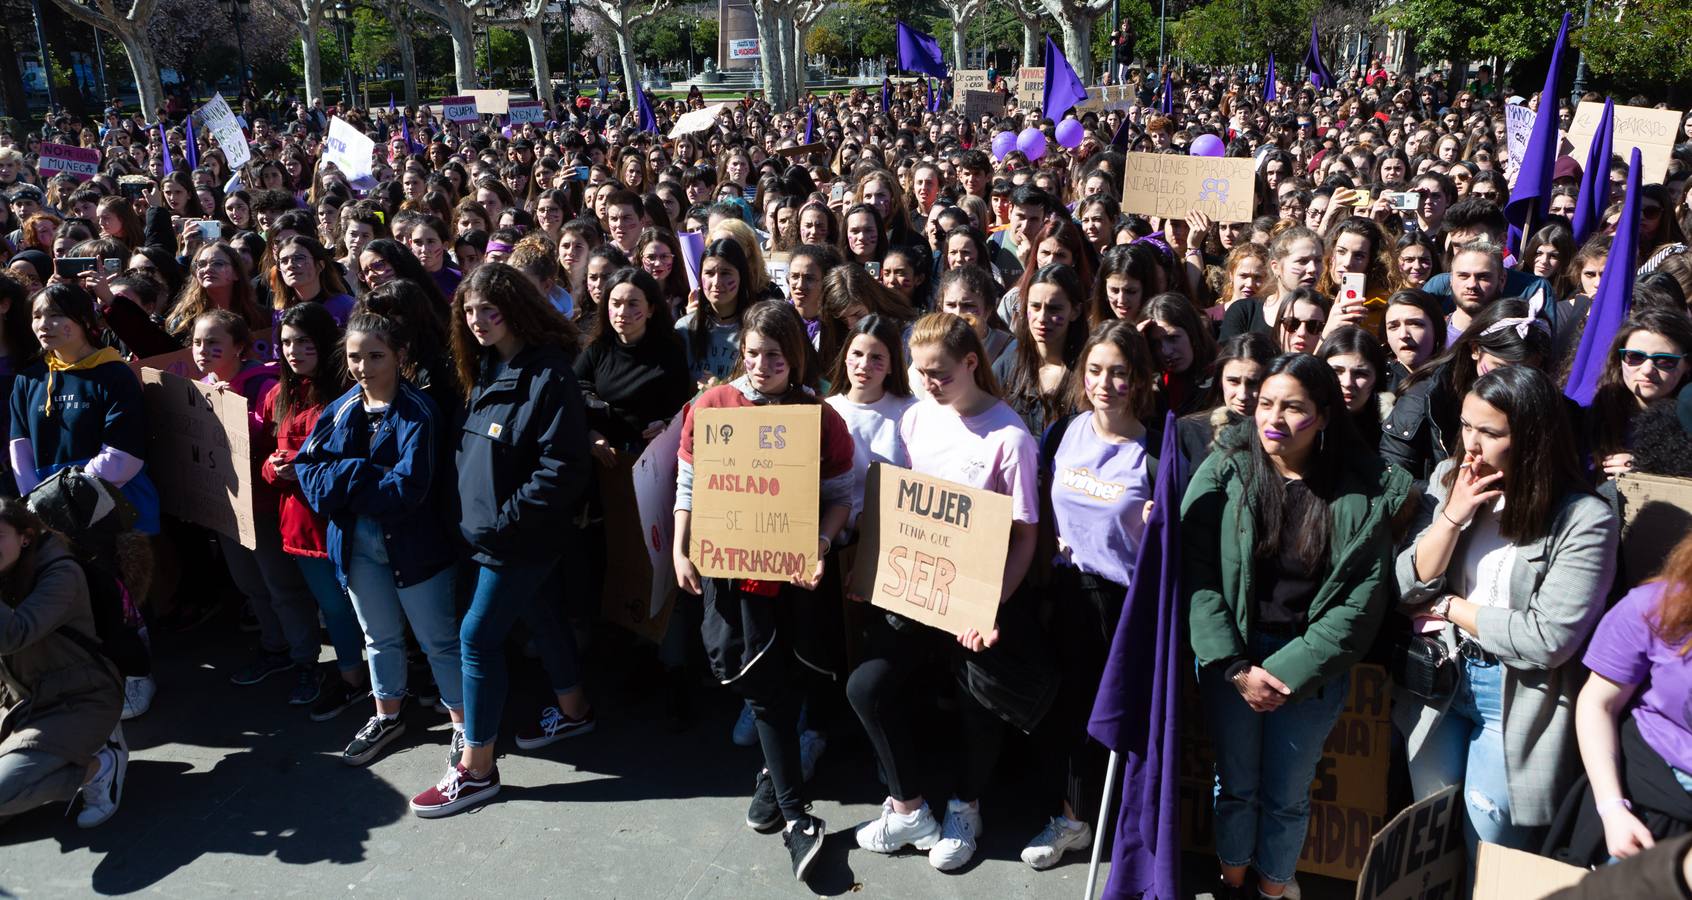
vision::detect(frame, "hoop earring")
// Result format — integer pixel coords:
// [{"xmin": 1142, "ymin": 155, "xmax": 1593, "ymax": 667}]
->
[{"xmin": 1318, "ymin": 429, "xmax": 1326, "ymax": 453}]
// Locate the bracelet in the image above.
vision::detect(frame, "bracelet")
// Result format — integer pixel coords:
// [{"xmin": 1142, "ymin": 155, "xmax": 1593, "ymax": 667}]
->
[
  {"xmin": 1440, "ymin": 508, "xmax": 1465, "ymax": 528},
  {"xmin": 1596, "ymin": 797, "xmax": 1634, "ymax": 818}
]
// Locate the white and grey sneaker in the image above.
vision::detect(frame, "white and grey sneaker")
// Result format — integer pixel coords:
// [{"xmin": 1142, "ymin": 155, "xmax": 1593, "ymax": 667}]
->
[
  {"xmin": 928, "ymin": 798, "xmax": 983, "ymax": 872},
  {"xmin": 799, "ymin": 729, "xmax": 827, "ymax": 782},
  {"xmin": 76, "ymin": 727, "xmax": 128, "ymax": 828},
  {"xmin": 120, "ymin": 674, "xmax": 156, "ymax": 721},
  {"xmin": 855, "ymin": 799, "xmax": 941, "ymax": 853},
  {"xmin": 342, "ymin": 715, "xmax": 406, "ymax": 767},
  {"xmin": 1020, "ymin": 815, "xmax": 1093, "ymax": 870}
]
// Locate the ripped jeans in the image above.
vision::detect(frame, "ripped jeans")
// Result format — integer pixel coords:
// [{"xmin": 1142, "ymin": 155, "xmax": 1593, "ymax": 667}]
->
[{"xmin": 1407, "ymin": 655, "xmax": 1531, "ymax": 858}]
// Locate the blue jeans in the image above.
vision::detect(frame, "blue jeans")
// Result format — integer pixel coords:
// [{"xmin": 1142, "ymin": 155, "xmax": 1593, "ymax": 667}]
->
[
  {"xmin": 460, "ymin": 559, "xmax": 580, "ymax": 748},
  {"xmin": 344, "ymin": 517, "xmax": 462, "ymax": 709},
  {"xmin": 1408, "ymin": 655, "xmax": 1531, "ymax": 857},
  {"xmin": 1200, "ymin": 634, "xmax": 1350, "ymax": 885},
  {"xmin": 295, "ymin": 555, "xmax": 365, "ymax": 675}
]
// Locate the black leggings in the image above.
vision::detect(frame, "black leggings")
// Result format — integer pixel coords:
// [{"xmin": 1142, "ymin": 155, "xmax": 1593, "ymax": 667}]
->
[
  {"xmin": 1033, "ymin": 566, "xmax": 1127, "ymax": 821},
  {"xmin": 846, "ymin": 613, "xmax": 1007, "ymax": 805}
]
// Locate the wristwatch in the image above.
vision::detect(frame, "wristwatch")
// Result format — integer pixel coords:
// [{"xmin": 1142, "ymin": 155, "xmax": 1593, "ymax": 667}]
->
[{"xmin": 1431, "ymin": 596, "xmax": 1453, "ymax": 620}]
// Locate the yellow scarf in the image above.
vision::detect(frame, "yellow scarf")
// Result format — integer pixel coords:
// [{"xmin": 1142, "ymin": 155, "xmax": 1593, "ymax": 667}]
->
[{"xmin": 45, "ymin": 347, "xmax": 124, "ymax": 417}]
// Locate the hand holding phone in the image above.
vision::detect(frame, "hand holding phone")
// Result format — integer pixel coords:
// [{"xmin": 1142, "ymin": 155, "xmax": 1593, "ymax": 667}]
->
[{"xmin": 56, "ymin": 257, "xmax": 98, "ymax": 278}]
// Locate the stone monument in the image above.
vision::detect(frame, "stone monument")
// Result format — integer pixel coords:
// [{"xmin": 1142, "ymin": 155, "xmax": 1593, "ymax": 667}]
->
[{"xmin": 719, "ymin": 0, "xmax": 758, "ymax": 72}]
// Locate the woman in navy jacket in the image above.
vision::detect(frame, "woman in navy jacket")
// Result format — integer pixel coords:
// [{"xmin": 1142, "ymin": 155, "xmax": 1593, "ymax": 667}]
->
[
  {"xmin": 294, "ymin": 311, "xmax": 464, "ymax": 768},
  {"xmin": 408, "ymin": 263, "xmax": 593, "ymax": 818}
]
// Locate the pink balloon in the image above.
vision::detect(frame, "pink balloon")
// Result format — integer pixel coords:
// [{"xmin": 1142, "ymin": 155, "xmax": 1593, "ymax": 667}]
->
[
  {"xmin": 1189, "ymin": 134, "xmax": 1226, "ymax": 157},
  {"xmin": 1055, "ymin": 118, "xmax": 1085, "ymax": 148},
  {"xmin": 1017, "ymin": 126, "xmax": 1046, "ymax": 161}
]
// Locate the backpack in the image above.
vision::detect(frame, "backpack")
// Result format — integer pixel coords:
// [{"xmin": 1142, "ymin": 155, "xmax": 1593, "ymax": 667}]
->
[
  {"xmin": 24, "ymin": 468, "xmax": 150, "ymax": 677},
  {"xmin": 51, "ymin": 556, "xmax": 150, "ymax": 678}
]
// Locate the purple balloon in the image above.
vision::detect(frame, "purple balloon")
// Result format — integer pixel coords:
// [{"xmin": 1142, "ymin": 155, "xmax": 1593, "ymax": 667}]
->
[
  {"xmin": 991, "ymin": 130, "xmax": 1018, "ymax": 161},
  {"xmin": 1017, "ymin": 126, "xmax": 1046, "ymax": 161},
  {"xmin": 1189, "ymin": 133, "xmax": 1226, "ymax": 157},
  {"xmin": 1054, "ymin": 118, "xmax": 1085, "ymax": 149}
]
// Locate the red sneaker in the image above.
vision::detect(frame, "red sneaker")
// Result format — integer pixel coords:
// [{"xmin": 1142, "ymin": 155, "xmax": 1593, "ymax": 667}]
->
[{"xmin": 410, "ymin": 763, "xmax": 500, "ymax": 818}]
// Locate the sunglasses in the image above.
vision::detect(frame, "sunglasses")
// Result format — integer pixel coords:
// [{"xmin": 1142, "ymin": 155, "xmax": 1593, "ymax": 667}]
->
[
  {"xmin": 1281, "ymin": 316, "xmax": 1325, "ymax": 335},
  {"xmin": 1618, "ymin": 349, "xmax": 1686, "ymax": 372}
]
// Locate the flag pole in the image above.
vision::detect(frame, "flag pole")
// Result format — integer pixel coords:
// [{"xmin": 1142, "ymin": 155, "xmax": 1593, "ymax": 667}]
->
[{"xmin": 1083, "ymin": 749, "xmax": 1123, "ymax": 899}]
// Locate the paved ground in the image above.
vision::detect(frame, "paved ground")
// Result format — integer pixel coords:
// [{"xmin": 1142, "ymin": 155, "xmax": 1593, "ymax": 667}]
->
[{"xmin": 0, "ymin": 614, "xmax": 1356, "ymax": 899}]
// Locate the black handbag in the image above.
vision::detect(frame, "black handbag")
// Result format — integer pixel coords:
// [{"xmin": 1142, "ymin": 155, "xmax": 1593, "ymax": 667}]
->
[{"xmin": 1386, "ymin": 626, "xmax": 1457, "ymax": 703}]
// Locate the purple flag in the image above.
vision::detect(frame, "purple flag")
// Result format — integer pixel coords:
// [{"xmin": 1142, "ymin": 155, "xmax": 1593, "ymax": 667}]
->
[
  {"xmin": 804, "ymin": 103, "xmax": 815, "ymax": 144},
  {"xmin": 636, "ymin": 85, "xmax": 658, "ymax": 133},
  {"xmin": 1110, "ymin": 116, "xmax": 1132, "ymax": 151},
  {"xmin": 896, "ymin": 21, "xmax": 948, "ymax": 79},
  {"xmin": 1263, "ymin": 53, "xmax": 1277, "ymax": 102},
  {"xmin": 1158, "ymin": 72, "xmax": 1173, "ymax": 115},
  {"xmin": 880, "ymin": 80, "xmax": 891, "ymax": 114},
  {"xmin": 1566, "ymin": 146, "xmax": 1642, "ymax": 406},
  {"xmin": 184, "ymin": 114, "xmax": 199, "ymax": 171},
  {"xmin": 1505, "ymin": 12, "xmax": 1571, "ymax": 243},
  {"xmin": 400, "ymin": 117, "xmax": 422, "ymax": 155},
  {"xmin": 1043, "ymin": 35, "xmax": 1088, "ymax": 119},
  {"xmin": 1305, "ymin": 22, "xmax": 1333, "ymax": 89},
  {"xmin": 388, "ymin": 92, "xmax": 396, "ymax": 112},
  {"xmin": 158, "ymin": 123, "xmax": 173, "ymax": 175},
  {"xmin": 1570, "ymin": 97, "xmax": 1614, "ymax": 246},
  {"xmin": 1087, "ymin": 412, "xmax": 1185, "ymax": 900}
]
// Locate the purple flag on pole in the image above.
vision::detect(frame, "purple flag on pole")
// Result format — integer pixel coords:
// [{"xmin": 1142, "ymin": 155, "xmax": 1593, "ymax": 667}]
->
[
  {"xmin": 896, "ymin": 21, "xmax": 948, "ymax": 79},
  {"xmin": 1505, "ymin": 12, "xmax": 1571, "ymax": 243},
  {"xmin": 1111, "ymin": 116, "xmax": 1132, "ymax": 151},
  {"xmin": 158, "ymin": 123, "xmax": 173, "ymax": 175},
  {"xmin": 1158, "ymin": 72, "xmax": 1174, "ymax": 115},
  {"xmin": 881, "ymin": 80, "xmax": 891, "ymax": 114},
  {"xmin": 1042, "ymin": 35, "xmax": 1088, "ymax": 119},
  {"xmin": 1305, "ymin": 23, "xmax": 1333, "ymax": 89},
  {"xmin": 804, "ymin": 103, "xmax": 815, "ymax": 144},
  {"xmin": 1566, "ymin": 146, "xmax": 1642, "ymax": 406},
  {"xmin": 1087, "ymin": 412, "xmax": 1185, "ymax": 900},
  {"xmin": 1263, "ymin": 53, "xmax": 1277, "ymax": 101},
  {"xmin": 401, "ymin": 117, "xmax": 423, "ymax": 155},
  {"xmin": 1570, "ymin": 96, "xmax": 1613, "ymax": 246},
  {"xmin": 389, "ymin": 92, "xmax": 396, "ymax": 113},
  {"xmin": 184, "ymin": 114, "xmax": 199, "ymax": 171},
  {"xmin": 635, "ymin": 85, "xmax": 659, "ymax": 133}
]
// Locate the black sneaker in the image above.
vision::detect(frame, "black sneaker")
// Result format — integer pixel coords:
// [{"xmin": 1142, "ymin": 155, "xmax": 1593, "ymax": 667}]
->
[
  {"xmin": 288, "ymin": 664, "xmax": 325, "ymax": 705},
  {"xmin": 230, "ymin": 651, "xmax": 292, "ymax": 686},
  {"xmin": 746, "ymin": 769, "xmax": 782, "ymax": 832},
  {"xmin": 342, "ymin": 715, "xmax": 406, "ymax": 766},
  {"xmin": 784, "ymin": 813, "xmax": 826, "ymax": 881},
  {"xmin": 310, "ymin": 676, "xmax": 368, "ymax": 722},
  {"xmin": 513, "ymin": 706, "xmax": 595, "ymax": 749}
]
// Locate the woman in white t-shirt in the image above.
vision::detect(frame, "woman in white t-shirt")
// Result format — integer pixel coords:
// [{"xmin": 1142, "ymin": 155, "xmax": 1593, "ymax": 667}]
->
[
  {"xmin": 848, "ymin": 312, "xmax": 1042, "ymax": 873},
  {"xmin": 824, "ymin": 315, "xmax": 917, "ymax": 540}
]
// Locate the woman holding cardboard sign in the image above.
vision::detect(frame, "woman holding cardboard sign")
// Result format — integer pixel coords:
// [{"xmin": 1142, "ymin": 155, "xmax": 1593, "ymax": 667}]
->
[
  {"xmin": 672, "ymin": 300, "xmax": 853, "ymax": 883},
  {"xmin": 848, "ymin": 311, "xmax": 1042, "ymax": 874},
  {"xmin": 1183, "ymin": 353, "xmax": 1410, "ymax": 900}
]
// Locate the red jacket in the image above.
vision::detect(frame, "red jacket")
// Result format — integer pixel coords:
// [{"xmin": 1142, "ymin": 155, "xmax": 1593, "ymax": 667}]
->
[{"xmin": 259, "ymin": 379, "xmax": 330, "ymax": 558}]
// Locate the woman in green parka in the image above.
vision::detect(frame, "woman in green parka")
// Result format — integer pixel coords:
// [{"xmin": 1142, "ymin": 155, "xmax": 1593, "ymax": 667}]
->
[{"xmin": 1180, "ymin": 353, "xmax": 1412, "ymax": 900}]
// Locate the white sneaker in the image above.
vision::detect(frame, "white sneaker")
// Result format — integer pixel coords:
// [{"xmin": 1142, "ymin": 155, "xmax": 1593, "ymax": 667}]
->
[
  {"xmin": 76, "ymin": 727, "xmax": 128, "ymax": 828},
  {"xmin": 799, "ymin": 730, "xmax": 827, "ymax": 782},
  {"xmin": 928, "ymin": 798, "xmax": 983, "ymax": 871},
  {"xmin": 1282, "ymin": 876, "xmax": 1302, "ymax": 900},
  {"xmin": 855, "ymin": 799, "xmax": 942, "ymax": 853},
  {"xmin": 1020, "ymin": 815, "xmax": 1093, "ymax": 870},
  {"xmin": 121, "ymin": 674, "xmax": 156, "ymax": 721},
  {"xmin": 731, "ymin": 701, "xmax": 758, "ymax": 746}
]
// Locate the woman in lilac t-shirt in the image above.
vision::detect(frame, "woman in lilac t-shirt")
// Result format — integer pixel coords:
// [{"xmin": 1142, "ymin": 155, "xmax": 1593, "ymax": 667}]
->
[{"xmin": 847, "ymin": 312, "xmax": 1040, "ymax": 874}]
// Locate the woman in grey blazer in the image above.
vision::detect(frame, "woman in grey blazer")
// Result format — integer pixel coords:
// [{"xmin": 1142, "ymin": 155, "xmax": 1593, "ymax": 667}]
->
[{"xmin": 1394, "ymin": 366, "xmax": 1619, "ymax": 857}]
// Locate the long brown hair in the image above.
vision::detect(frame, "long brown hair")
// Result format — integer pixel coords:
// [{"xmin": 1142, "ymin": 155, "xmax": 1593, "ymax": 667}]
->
[
  {"xmin": 267, "ymin": 235, "xmax": 352, "ymax": 310},
  {"xmin": 1651, "ymin": 531, "xmax": 1692, "ymax": 652},
  {"xmin": 165, "ymin": 242, "xmax": 266, "ymax": 337},
  {"xmin": 1589, "ymin": 309, "xmax": 1692, "ymax": 457},
  {"xmin": 728, "ymin": 300, "xmax": 821, "ymax": 398},
  {"xmin": 1071, "ymin": 318, "xmax": 1156, "ymax": 420},
  {"xmin": 449, "ymin": 262, "xmax": 579, "ymax": 399}
]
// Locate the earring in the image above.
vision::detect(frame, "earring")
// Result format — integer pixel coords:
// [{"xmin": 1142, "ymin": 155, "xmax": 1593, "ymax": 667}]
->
[{"xmin": 1318, "ymin": 429, "xmax": 1326, "ymax": 453}]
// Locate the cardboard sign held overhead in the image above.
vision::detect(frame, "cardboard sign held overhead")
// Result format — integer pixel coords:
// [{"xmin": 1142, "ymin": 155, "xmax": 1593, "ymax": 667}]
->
[
  {"xmin": 441, "ymin": 96, "xmax": 480, "ymax": 122},
  {"xmin": 464, "ymin": 88, "xmax": 510, "ymax": 115},
  {"xmin": 1016, "ymin": 66, "xmax": 1045, "ymax": 105},
  {"xmin": 962, "ymin": 90, "xmax": 1006, "ymax": 121},
  {"xmin": 954, "ymin": 69, "xmax": 990, "ymax": 95},
  {"xmin": 851, "ymin": 463, "xmax": 1010, "ymax": 638},
  {"xmin": 198, "ymin": 93, "xmax": 251, "ymax": 170},
  {"xmin": 38, "ymin": 142, "xmax": 100, "ymax": 181},
  {"xmin": 507, "ymin": 100, "xmax": 545, "ymax": 124},
  {"xmin": 141, "ymin": 368, "xmax": 257, "ymax": 549},
  {"xmin": 689, "ymin": 406, "xmax": 821, "ymax": 581},
  {"xmin": 1122, "ymin": 152, "xmax": 1257, "ymax": 223},
  {"xmin": 1354, "ymin": 786, "xmax": 1465, "ymax": 900},
  {"xmin": 1567, "ymin": 101, "xmax": 1684, "ymax": 184},
  {"xmin": 776, "ymin": 142, "xmax": 827, "ymax": 158}
]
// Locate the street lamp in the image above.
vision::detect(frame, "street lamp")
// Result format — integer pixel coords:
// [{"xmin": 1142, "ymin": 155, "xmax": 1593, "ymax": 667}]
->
[
  {"xmin": 328, "ymin": 0, "xmax": 355, "ymax": 108},
  {"xmin": 224, "ymin": 0, "xmax": 252, "ymax": 95},
  {"xmin": 680, "ymin": 17, "xmax": 693, "ymax": 80}
]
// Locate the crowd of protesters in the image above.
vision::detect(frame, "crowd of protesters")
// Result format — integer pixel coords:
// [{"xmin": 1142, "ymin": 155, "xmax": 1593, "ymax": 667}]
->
[{"xmin": 0, "ymin": 50, "xmax": 1691, "ymax": 896}]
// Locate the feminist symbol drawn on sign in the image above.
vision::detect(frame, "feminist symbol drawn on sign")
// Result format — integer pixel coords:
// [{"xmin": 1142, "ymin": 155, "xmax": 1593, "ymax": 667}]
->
[{"xmin": 1198, "ymin": 178, "xmax": 1230, "ymax": 203}]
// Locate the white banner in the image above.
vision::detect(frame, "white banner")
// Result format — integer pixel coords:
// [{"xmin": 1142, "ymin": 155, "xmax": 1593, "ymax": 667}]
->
[
  {"xmin": 728, "ymin": 38, "xmax": 760, "ymax": 60},
  {"xmin": 322, "ymin": 117, "xmax": 376, "ymax": 190},
  {"xmin": 198, "ymin": 93, "xmax": 250, "ymax": 170},
  {"xmin": 1504, "ymin": 102, "xmax": 1533, "ymax": 187}
]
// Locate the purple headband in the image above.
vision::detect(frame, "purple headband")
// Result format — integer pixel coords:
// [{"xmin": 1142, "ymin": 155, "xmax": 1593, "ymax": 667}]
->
[{"xmin": 486, "ymin": 240, "xmax": 515, "ymax": 254}]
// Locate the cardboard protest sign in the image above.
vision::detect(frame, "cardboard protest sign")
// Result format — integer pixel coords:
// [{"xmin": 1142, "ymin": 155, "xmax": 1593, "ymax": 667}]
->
[
  {"xmin": 633, "ymin": 415, "xmax": 684, "ymax": 617},
  {"xmin": 600, "ymin": 426, "xmax": 681, "ymax": 643},
  {"xmin": 1615, "ymin": 472, "xmax": 1692, "ymax": 585},
  {"xmin": 1504, "ymin": 102, "xmax": 1533, "ymax": 186},
  {"xmin": 688, "ymin": 406, "xmax": 820, "ymax": 581},
  {"xmin": 1354, "ymin": 786, "xmax": 1465, "ymax": 900},
  {"xmin": 198, "ymin": 93, "xmax": 251, "ymax": 169},
  {"xmin": 669, "ymin": 104, "xmax": 728, "ymax": 138},
  {"xmin": 1180, "ymin": 664, "xmax": 1394, "ymax": 880},
  {"xmin": 1568, "ymin": 101, "xmax": 1684, "ymax": 184},
  {"xmin": 38, "ymin": 142, "xmax": 100, "ymax": 181},
  {"xmin": 954, "ymin": 69, "xmax": 989, "ymax": 95},
  {"xmin": 141, "ymin": 368, "xmax": 257, "ymax": 548},
  {"xmin": 1473, "ymin": 843, "xmax": 1587, "ymax": 900},
  {"xmin": 1077, "ymin": 84, "xmax": 1136, "ymax": 113},
  {"xmin": 776, "ymin": 142, "xmax": 827, "ymax": 158},
  {"xmin": 464, "ymin": 88, "xmax": 509, "ymax": 115},
  {"xmin": 765, "ymin": 252, "xmax": 791, "ymax": 297},
  {"xmin": 962, "ymin": 90, "xmax": 1006, "ymax": 121},
  {"xmin": 441, "ymin": 96, "xmax": 480, "ymax": 122},
  {"xmin": 850, "ymin": 463, "xmax": 1011, "ymax": 638},
  {"xmin": 507, "ymin": 100, "xmax": 545, "ymax": 124},
  {"xmin": 1122, "ymin": 152, "xmax": 1257, "ymax": 223},
  {"xmin": 1016, "ymin": 67, "xmax": 1045, "ymax": 105},
  {"xmin": 322, "ymin": 117, "xmax": 376, "ymax": 189}
]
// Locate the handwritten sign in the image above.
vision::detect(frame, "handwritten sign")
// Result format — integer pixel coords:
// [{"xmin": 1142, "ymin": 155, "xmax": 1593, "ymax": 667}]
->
[
  {"xmin": 1078, "ymin": 84, "xmax": 1136, "ymax": 114},
  {"xmin": 600, "ymin": 418, "xmax": 683, "ymax": 641},
  {"xmin": 38, "ymin": 142, "xmax": 100, "ymax": 181},
  {"xmin": 322, "ymin": 117, "xmax": 376, "ymax": 189},
  {"xmin": 765, "ymin": 252, "xmax": 790, "ymax": 297},
  {"xmin": 441, "ymin": 96, "xmax": 480, "ymax": 123},
  {"xmin": 507, "ymin": 100, "xmax": 544, "ymax": 124},
  {"xmin": 1122, "ymin": 152, "xmax": 1257, "ymax": 223},
  {"xmin": 198, "ymin": 93, "xmax": 250, "ymax": 170},
  {"xmin": 1354, "ymin": 787, "xmax": 1465, "ymax": 900},
  {"xmin": 464, "ymin": 88, "xmax": 509, "ymax": 115},
  {"xmin": 1016, "ymin": 66, "xmax": 1045, "ymax": 105},
  {"xmin": 954, "ymin": 69, "xmax": 989, "ymax": 96},
  {"xmin": 1503, "ymin": 102, "xmax": 1533, "ymax": 186},
  {"xmin": 851, "ymin": 463, "xmax": 1010, "ymax": 638},
  {"xmin": 1567, "ymin": 101, "xmax": 1685, "ymax": 184},
  {"xmin": 141, "ymin": 368, "xmax": 257, "ymax": 548},
  {"xmin": 962, "ymin": 90, "xmax": 1006, "ymax": 121},
  {"xmin": 689, "ymin": 406, "xmax": 820, "ymax": 581}
]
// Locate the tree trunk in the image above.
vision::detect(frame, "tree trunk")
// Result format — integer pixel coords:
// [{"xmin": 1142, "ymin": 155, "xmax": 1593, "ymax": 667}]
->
[
  {"xmin": 951, "ymin": 13, "xmax": 967, "ymax": 70},
  {"xmin": 775, "ymin": 8, "xmax": 796, "ymax": 108},
  {"xmin": 1021, "ymin": 21, "xmax": 1039, "ymax": 66},
  {"xmin": 1059, "ymin": 13, "xmax": 1096, "ymax": 81},
  {"xmin": 114, "ymin": 20, "xmax": 162, "ymax": 120},
  {"xmin": 523, "ymin": 17, "xmax": 549, "ymax": 100},
  {"xmin": 751, "ymin": 6, "xmax": 780, "ymax": 107},
  {"xmin": 791, "ymin": 20, "xmax": 807, "ymax": 102},
  {"xmin": 444, "ymin": 6, "xmax": 479, "ymax": 91},
  {"xmin": 299, "ymin": 27, "xmax": 324, "ymax": 108},
  {"xmin": 387, "ymin": 2, "xmax": 420, "ymax": 107},
  {"xmin": 613, "ymin": 24, "xmax": 640, "ymax": 102}
]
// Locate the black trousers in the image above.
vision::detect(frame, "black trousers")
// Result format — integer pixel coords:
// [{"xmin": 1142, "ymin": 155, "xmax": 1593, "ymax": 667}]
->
[{"xmin": 1033, "ymin": 566, "xmax": 1127, "ymax": 822}]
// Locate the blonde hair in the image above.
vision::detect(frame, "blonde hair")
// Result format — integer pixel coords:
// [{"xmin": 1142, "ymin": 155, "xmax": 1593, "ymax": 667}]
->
[
  {"xmin": 706, "ymin": 218, "xmax": 770, "ymax": 296},
  {"xmin": 908, "ymin": 312, "xmax": 1000, "ymax": 397}
]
